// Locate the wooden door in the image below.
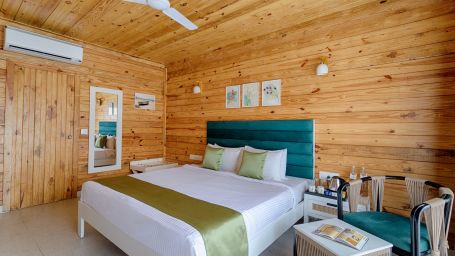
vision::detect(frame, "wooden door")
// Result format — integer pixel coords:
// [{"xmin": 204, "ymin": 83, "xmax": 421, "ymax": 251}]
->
[{"xmin": 3, "ymin": 62, "xmax": 79, "ymax": 210}]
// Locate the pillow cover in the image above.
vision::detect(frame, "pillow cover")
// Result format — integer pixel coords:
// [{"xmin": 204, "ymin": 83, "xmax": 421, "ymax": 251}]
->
[
  {"xmin": 245, "ymin": 146, "xmax": 287, "ymax": 181},
  {"xmin": 95, "ymin": 135, "xmax": 107, "ymax": 148},
  {"xmin": 238, "ymin": 151, "xmax": 267, "ymax": 180},
  {"xmin": 210, "ymin": 144, "xmax": 243, "ymax": 173},
  {"xmin": 106, "ymin": 136, "xmax": 116, "ymax": 149},
  {"xmin": 202, "ymin": 145, "xmax": 224, "ymax": 171}
]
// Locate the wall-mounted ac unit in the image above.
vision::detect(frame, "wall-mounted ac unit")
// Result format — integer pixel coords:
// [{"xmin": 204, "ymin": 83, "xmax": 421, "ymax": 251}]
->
[{"xmin": 4, "ymin": 26, "xmax": 83, "ymax": 65}]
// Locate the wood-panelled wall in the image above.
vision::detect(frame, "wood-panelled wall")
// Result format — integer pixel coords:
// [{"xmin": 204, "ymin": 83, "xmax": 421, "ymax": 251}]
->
[
  {"xmin": 0, "ymin": 21, "xmax": 166, "ymax": 211},
  {"xmin": 165, "ymin": 0, "xmax": 455, "ymax": 241}
]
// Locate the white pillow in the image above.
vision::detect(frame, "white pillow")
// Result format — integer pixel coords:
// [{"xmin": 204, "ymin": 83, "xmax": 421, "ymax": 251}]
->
[
  {"xmin": 208, "ymin": 144, "xmax": 243, "ymax": 173},
  {"xmin": 106, "ymin": 136, "xmax": 116, "ymax": 149},
  {"xmin": 245, "ymin": 146, "xmax": 287, "ymax": 181}
]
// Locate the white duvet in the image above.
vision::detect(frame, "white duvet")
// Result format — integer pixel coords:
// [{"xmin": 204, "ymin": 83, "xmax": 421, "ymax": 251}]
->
[{"xmin": 81, "ymin": 165, "xmax": 308, "ymax": 256}]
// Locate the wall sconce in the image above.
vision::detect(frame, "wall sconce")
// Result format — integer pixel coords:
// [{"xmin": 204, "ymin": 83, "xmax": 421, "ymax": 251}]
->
[
  {"xmin": 193, "ymin": 81, "xmax": 202, "ymax": 94},
  {"xmin": 316, "ymin": 56, "xmax": 329, "ymax": 76},
  {"xmin": 96, "ymin": 97, "xmax": 104, "ymax": 106}
]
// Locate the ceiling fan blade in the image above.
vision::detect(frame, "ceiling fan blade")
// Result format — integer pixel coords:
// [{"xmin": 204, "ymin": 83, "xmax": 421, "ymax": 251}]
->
[
  {"xmin": 123, "ymin": 0, "xmax": 148, "ymax": 4},
  {"xmin": 162, "ymin": 7, "xmax": 198, "ymax": 30}
]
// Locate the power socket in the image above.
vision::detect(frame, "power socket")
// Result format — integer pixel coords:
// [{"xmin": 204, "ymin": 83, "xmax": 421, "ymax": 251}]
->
[
  {"xmin": 189, "ymin": 154, "xmax": 203, "ymax": 161},
  {"xmin": 319, "ymin": 171, "xmax": 340, "ymax": 180}
]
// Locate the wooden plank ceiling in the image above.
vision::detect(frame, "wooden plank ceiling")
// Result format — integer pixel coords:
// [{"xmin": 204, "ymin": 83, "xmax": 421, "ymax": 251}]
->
[{"xmin": 0, "ymin": 0, "xmax": 376, "ymax": 69}]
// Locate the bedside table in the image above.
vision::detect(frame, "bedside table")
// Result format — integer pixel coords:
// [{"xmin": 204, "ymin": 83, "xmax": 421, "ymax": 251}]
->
[
  {"xmin": 130, "ymin": 158, "xmax": 178, "ymax": 174},
  {"xmin": 303, "ymin": 192, "xmax": 369, "ymax": 222}
]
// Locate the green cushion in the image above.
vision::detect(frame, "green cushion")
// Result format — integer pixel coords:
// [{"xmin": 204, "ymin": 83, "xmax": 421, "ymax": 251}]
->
[
  {"xmin": 344, "ymin": 212, "xmax": 430, "ymax": 253},
  {"xmin": 238, "ymin": 151, "xmax": 267, "ymax": 180},
  {"xmin": 202, "ymin": 145, "xmax": 224, "ymax": 171},
  {"xmin": 95, "ymin": 135, "xmax": 107, "ymax": 148}
]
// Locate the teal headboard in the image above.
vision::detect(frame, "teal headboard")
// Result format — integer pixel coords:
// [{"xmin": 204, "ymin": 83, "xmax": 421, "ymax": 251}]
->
[
  {"xmin": 99, "ymin": 121, "xmax": 117, "ymax": 136},
  {"xmin": 207, "ymin": 120, "xmax": 314, "ymax": 179}
]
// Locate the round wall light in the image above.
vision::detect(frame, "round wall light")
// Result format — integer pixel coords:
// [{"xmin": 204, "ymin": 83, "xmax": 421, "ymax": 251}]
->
[
  {"xmin": 193, "ymin": 81, "xmax": 202, "ymax": 94},
  {"xmin": 316, "ymin": 57, "xmax": 329, "ymax": 76}
]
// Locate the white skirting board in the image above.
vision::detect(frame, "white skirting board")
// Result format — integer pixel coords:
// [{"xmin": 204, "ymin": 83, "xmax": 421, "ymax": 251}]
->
[{"xmin": 78, "ymin": 200, "xmax": 304, "ymax": 256}]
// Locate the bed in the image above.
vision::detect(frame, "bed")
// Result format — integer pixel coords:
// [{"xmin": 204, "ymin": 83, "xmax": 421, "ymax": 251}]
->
[
  {"xmin": 78, "ymin": 120, "xmax": 315, "ymax": 256},
  {"xmin": 94, "ymin": 147, "xmax": 116, "ymax": 166},
  {"xmin": 94, "ymin": 121, "xmax": 117, "ymax": 167}
]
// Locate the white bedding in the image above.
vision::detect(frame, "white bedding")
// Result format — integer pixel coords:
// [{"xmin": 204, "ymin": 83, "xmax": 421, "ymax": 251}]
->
[
  {"xmin": 94, "ymin": 148, "xmax": 115, "ymax": 159},
  {"xmin": 81, "ymin": 165, "xmax": 310, "ymax": 256},
  {"xmin": 94, "ymin": 148, "xmax": 116, "ymax": 167}
]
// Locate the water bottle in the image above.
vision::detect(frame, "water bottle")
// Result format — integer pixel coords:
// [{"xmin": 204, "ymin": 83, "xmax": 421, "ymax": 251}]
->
[
  {"xmin": 349, "ymin": 166, "xmax": 357, "ymax": 180},
  {"xmin": 360, "ymin": 166, "xmax": 367, "ymax": 178}
]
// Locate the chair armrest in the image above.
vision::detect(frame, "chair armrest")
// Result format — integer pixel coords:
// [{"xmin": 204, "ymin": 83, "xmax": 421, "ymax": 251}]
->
[
  {"xmin": 409, "ymin": 193, "xmax": 452, "ymax": 256},
  {"xmin": 410, "ymin": 203, "xmax": 430, "ymax": 256},
  {"xmin": 337, "ymin": 181, "xmax": 349, "ymax": 220}
]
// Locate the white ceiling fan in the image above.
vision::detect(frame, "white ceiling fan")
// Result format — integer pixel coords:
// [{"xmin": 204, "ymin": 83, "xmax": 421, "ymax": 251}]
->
[{"xmin": 124, "ymin": 0, "xmax": 198, "ymax": 30}]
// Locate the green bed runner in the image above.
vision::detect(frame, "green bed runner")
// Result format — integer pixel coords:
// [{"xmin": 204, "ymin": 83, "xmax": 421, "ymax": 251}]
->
[{"xmin": 95, "ymin": 176, "xmax": 248, "ymax": 256}]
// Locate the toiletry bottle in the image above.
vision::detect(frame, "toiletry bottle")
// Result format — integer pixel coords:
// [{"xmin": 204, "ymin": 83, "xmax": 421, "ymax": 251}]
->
[{"xmin": 349, "ymin": 166, "xmax": 357, "ymax": 180}]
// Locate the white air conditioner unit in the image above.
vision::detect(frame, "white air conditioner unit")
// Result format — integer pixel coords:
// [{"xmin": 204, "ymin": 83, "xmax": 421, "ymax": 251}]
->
[{"xmin": 4, "ymin": 26, "xmax": 83, "ymax": 64}]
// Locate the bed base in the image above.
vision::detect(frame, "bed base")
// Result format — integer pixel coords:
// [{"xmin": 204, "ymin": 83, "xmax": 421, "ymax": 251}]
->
[{"xmin": 78, "ymin": 200, "xmax": 304, "ymax": 256}]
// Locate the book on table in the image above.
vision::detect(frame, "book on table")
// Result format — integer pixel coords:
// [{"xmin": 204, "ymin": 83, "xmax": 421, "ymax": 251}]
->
[{"xmin": 313, "ymin": 224, "xmax": 368, "ymax": 250}]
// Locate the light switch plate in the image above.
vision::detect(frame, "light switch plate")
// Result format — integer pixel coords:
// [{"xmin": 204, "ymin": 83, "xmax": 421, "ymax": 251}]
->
[
  {"xmin": 319, "ymin": 171, "xmax": 340, "ymax": 180},
  {"xmin": 189, "ymin": 154, "xmax": 203, "ymax": 161},
  {"xmin": 80, "ymin": 128, "xmax": 88, "ymax": 135}
]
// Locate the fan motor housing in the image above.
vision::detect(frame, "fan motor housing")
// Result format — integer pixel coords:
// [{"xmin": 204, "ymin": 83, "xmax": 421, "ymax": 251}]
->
[{"xmin": 148, "ymin": 0, "xmax": 170, "ymax": 10}]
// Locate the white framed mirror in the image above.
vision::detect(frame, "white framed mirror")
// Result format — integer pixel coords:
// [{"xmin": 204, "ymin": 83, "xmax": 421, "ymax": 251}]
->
[{"xmin": 88, "ymin": 86, "xmax": 123, "ymax": 173}]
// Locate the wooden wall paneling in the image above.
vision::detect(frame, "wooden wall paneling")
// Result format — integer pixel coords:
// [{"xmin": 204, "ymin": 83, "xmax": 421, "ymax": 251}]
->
[
  {"xmin": 64, "ymin": 75, "xmax": 75, "ymax": 200},
  {"xmin": 11, "ymin": 65, "xmax": 23, "ymax": 210},
  {"xmin": 0, "ymin": 19, "xmax": 166, "ymax": 209},
  {"xmin": 2, "ymin": 60, "xmax": 14, "ymax": 210},
  {"xmin": 165, "ymin": 0, "xmax": 455, "ymax": 241},
  {"xmin": 71, "ymin": 75, "xmax": 81, "ymax": 198},
  {"xmin": 32, "ymin": 69, "xmax": 46, "ymax": 205}
]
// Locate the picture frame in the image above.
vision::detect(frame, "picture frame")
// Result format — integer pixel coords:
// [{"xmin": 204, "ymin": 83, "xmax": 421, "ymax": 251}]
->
[
  {"xmin": 242, "ymin": 82, "xmax": 260, "ymax": 108},
  {"xmin": 262, "ymin": 79, "xmax": 281, "ymax": 106},
  {"xmin": 134, "ymin": 93, "xmax": 155, "ymax": 110},
  {"xmin": 226, "ymin": 85, "xmax": 241, "ymax": 108}
]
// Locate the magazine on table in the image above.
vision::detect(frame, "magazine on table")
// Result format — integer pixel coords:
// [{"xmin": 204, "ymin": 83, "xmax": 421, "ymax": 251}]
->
[{"xmin": 313, "ymin": 224, "xmax": 368, "ymax": 250}]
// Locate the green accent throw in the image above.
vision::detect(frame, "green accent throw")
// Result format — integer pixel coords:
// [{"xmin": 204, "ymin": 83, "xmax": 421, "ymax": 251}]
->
[
  {"xmin": 95, "ymin": 176, "xmax": 248, "ymax": 256},
  {"xmin": 95, "ymin": 135, "xmax": 107, "ymax": 148},
  {"xmin": 202, "ymin": 145, "xmax": 224, "ymax": 170},
  {"xmin": 238, "ymin": 151, "xmax": 267, "ymax": 180}
]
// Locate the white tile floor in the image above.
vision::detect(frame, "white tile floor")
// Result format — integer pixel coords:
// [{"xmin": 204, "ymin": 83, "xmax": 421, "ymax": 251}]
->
[{"xmin": 0, "ymin": 198, "xmax": 293, "ymax": 256}]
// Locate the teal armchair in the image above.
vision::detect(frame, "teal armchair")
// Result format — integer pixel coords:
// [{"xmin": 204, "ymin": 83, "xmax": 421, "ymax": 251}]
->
[{"xmin": 336, "ymin": 176, "xmax": 453, "ymax": 256}]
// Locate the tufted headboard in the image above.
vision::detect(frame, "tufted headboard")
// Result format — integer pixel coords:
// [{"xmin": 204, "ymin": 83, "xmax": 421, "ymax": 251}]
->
[
  {"xmin": 207, "ymin": 120, "xmax": 315, "ymax": 179},
  {"xmin": 98, "ymin": 121, "xmax": 117, "ymax": 136}
]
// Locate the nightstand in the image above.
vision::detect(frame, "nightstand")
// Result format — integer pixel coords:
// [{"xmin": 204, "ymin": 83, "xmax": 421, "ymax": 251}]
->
[
  {"xmin": 130, "ymin": 158, "xmax": 178, "ymax": 174},
  {"xmin": 303, "ymin": 191, "xmax": 369, "ymax": 222}
]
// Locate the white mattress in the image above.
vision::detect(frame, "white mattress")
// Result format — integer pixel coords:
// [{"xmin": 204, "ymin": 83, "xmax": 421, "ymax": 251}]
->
[{"xmin": 81, "ymin": 165, "xmax": 310, "ymax": 256}]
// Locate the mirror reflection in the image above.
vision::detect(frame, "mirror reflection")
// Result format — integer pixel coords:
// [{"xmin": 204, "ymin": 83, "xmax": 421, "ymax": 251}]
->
[
  {"xmin": 88, "ymin": 86, "xmax": 122, "ymax": 174},
  {"xmin": 94, "ymin": 92, "xmax": 118, "ymax": 167}
]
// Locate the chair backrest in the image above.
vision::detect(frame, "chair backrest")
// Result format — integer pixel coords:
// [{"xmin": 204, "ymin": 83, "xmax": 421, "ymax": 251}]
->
[
  {"xmin": 423, "ymin": 187, "xmax": 453, "ymax": 256},
  {"xmin": 347, "ymin": 176, "xmax": 436, "ymax": 213}
]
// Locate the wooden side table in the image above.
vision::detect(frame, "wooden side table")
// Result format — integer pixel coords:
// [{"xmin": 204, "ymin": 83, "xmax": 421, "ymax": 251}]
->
[{"xmin": 294, "ymin": 218, "xmax": 392, "ymax": 256}]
